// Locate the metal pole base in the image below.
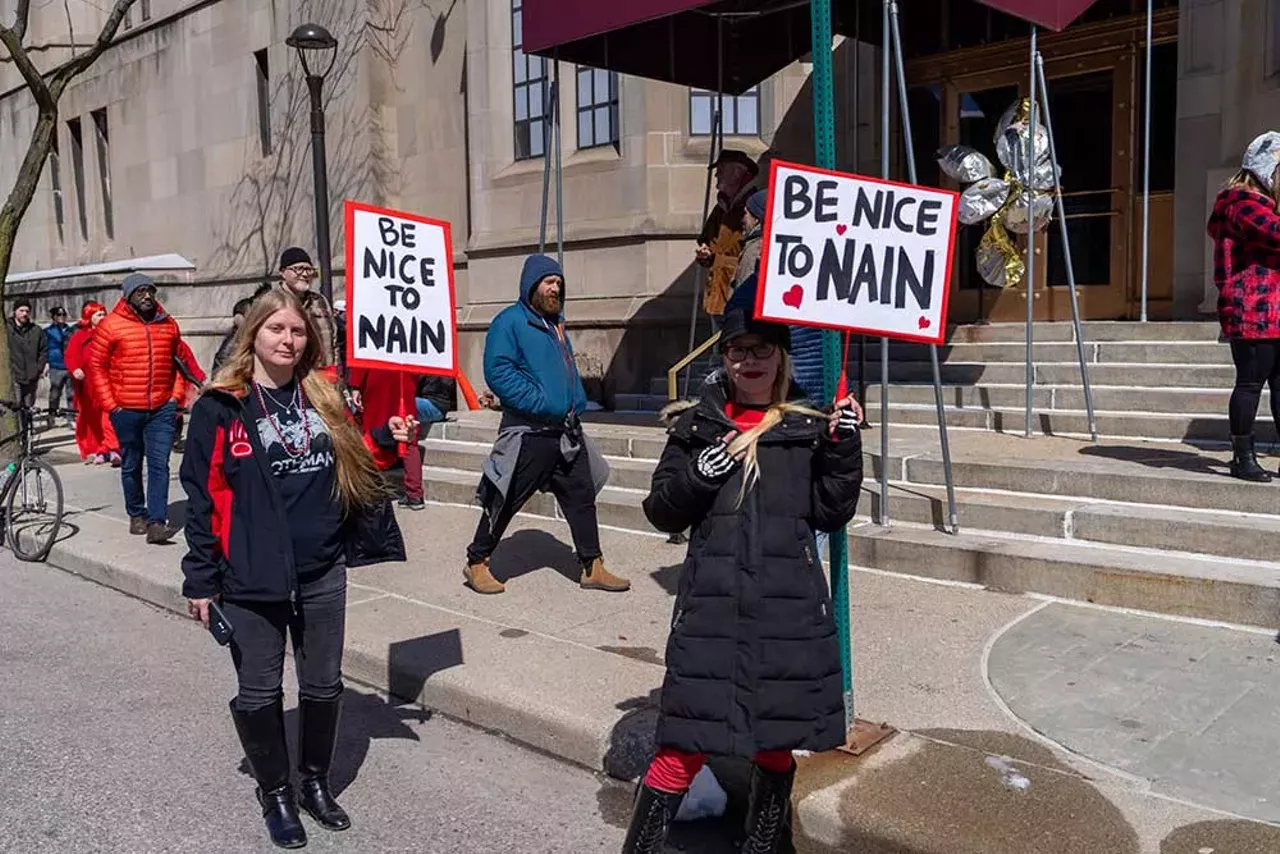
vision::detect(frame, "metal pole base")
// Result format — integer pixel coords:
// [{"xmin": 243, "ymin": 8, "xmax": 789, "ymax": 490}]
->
[{"xmin": 838, "ymin": 719, "xmax": 898, "ymax": 756}]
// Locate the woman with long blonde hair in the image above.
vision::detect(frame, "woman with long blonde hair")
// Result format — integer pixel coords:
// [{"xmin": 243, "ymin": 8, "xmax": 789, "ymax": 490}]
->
[
  {"xmin": 624, "ymin": 278, "xmax": 864, "ymax": 853},
  {"xmin": 1208, "ymin": 131, "xmax": 1280, "ymax": 481},
  {"xmin": 180, "ymin": 289, "xmax": 409, "ymax": 848}
]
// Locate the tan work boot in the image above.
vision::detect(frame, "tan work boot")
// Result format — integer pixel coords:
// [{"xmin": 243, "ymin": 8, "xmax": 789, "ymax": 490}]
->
[
  {"xmin": 464, "ymin": 558, "xmax": 505, "ymax": 595},
  {"xmin": 580, "ymin": 558, "xmax": 631, "ymax": 592}
]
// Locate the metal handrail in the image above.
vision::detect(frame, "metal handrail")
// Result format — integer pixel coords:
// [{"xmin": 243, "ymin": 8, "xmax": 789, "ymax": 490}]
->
[{"xmin": 667, "ymin": 332, "xmax": 721, "ymax": 401}]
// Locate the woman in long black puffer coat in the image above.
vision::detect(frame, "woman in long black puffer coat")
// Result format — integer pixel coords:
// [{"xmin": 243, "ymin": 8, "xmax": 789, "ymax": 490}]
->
[{"xmin": 622, "ymin": 279, "xmax": 863, "ymax": 854}]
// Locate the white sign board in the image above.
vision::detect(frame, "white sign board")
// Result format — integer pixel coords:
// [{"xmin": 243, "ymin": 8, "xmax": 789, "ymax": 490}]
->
[
  {"xmin": 344, "ymin": 201, "xmax": 457, "ymax": 375},
  {"xmin": 755, "ymin": 160, "xmax": 958, "ymax": 345}
]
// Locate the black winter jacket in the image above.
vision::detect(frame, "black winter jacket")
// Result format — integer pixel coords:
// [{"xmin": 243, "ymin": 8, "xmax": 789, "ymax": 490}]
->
[
  {"xmin": 7, "ymin": 319, "xmax": 47, "ymax": 384},
  {"xmin": 179, "ymin": 388, "xmax": 406, "ymax": 603},
  {"xmin": 642, "ymin": 381, "xmax": 863, "ymax": 757}
]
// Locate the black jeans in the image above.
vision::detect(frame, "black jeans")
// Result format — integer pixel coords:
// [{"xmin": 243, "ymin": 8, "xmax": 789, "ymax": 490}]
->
[
  {"xmin": 467, "ymin": 433, "xmax": 602, "ymax": 565},
  {"xmin": 1229, "ymin": 340, "xmax": 1280, "ymax": 436},
  {"xmin": 222, "ymin": 564, "xmax": 347, "ymax": 713}
]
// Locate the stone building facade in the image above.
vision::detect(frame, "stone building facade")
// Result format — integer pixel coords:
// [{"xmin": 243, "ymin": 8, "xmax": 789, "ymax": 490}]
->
[{"xmin": 0, "ymin": 0, "xmax": 1275, "ymax": 400}]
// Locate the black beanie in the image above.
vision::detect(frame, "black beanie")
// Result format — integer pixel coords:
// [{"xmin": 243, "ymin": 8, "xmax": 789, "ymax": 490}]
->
[
  {"xmin": 719, "ymin": 275, "xmax": 790, "ymax": 352},
  {"xmin": 279, "ymin": 247, "xmax": 313, "ymax": 270}
]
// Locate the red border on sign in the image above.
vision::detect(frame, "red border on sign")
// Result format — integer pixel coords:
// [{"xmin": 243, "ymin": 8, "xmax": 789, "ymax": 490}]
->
[
  {"xmin": 753, "ymin": 158, "xmax": 959, "ymax": 347},
  {"xmin": 343, "ymin": 200, "xmax": 460, "ymax": 378}
]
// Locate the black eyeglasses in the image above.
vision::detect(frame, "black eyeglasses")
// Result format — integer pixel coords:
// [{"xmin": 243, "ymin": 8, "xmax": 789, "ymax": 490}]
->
[
  {"xmin": 285, "ymin": 265, "xmax": 317, "ymax": 278},
  {"xmin": 724, "ymin": 342, "xmax": 777, "ymax": 361}
]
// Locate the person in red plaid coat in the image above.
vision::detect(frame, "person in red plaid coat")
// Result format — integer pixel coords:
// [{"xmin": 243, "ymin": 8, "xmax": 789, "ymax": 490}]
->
[{"xmin": 1208, "ymin": 131, "xmax": 1280, "ymax": 482}]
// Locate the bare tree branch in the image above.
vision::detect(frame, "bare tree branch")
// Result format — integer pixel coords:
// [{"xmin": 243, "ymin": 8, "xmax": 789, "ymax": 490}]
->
[
  {"xmin": 49, "ymin": 0, "xmax": 136, "ymax": 99},
  {"xmin": 14, "ymin": 0, "xmax": 33, "ymax": 40},
  {"xmin": 0, "ymin": 26, "xmax": 56, "ymax": 113},
  {"xmin": 62, "ymin": 0, "xmax": 77, "ymax": 57},
  {"xmin": 0, "ymin": 42, "xmax": 91, "ymax": 61}
]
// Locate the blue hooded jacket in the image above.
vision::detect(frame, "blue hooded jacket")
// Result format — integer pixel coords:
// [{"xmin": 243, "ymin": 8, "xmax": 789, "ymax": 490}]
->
[{"xmin": 483, "ymin": 255, "xmax": 588, "ymax": 423}]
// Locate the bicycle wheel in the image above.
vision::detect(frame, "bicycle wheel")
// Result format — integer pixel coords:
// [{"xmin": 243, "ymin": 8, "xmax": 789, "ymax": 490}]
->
[{"xmin": 6, "ymin": 457, "xmax": 64, "ymax": 562}]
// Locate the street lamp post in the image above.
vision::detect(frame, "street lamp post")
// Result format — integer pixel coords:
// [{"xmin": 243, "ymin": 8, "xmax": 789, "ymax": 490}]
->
[{"xmin": 287, "ymin": 23, "xmax": 339, "ymax": 303}]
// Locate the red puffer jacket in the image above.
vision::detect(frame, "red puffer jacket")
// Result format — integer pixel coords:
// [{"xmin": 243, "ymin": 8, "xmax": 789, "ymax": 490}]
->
[
  {"xmin": 1207, "ymin": 187, "xmax": 1280, "ymax": 340},
  {"xmin": 87, "ymin": 299, "xmax": 185, "ymax": 412}
]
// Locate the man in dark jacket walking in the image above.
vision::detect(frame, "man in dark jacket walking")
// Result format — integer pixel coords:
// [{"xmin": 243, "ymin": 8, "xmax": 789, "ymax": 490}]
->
[
  {"xmin": 463, "ymin": 254, "xmax": 630, "ymax": 596},
  {"xmin": 8, "ymin": 299, "xmax": 48, "ymax": 431},
  {"xmin": 44, "ymin": 306, "xmax": 74, "ymax": 428}
]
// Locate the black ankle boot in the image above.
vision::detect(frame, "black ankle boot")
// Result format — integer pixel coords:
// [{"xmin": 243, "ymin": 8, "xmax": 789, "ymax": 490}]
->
[
  {"xmin": 621, "ymin": 783, "xmax": 683, "ymax": 854},
  {"xmin": 297, "ymin": 696, "xmax": 351, "ymax": 831},
  {"xmin": 229, "ymin": 699, "xmax": 308, "ymax": 850},
  {"xmin": 742, "ymin": 761, "xmax": 796, "ymax": 854},
  {"xmin": 1230, "ymin": 435, "xmax": 1272, "ymax": 482}
]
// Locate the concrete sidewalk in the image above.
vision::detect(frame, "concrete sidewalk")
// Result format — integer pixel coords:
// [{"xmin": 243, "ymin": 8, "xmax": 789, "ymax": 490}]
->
[{"xmin": 34, "ymin": 433, "xmax": 1280, "ymax": 853}]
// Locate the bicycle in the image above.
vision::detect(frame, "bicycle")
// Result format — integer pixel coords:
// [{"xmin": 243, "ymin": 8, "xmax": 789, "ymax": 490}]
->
[{"xmin": 0, "ymin": 400, "xmax": 66, "ymax": 562}]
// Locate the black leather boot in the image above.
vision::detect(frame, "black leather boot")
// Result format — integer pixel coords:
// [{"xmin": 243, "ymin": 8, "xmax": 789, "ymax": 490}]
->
[
  {"xmin": 297, "ymin": 696, "xmax": 351, "ymax": 831},
  {"xmin": 229, "ymin": 699, "xmax": 308, "ymax": 850},
  {"xmin": 620, "ymin": 783, "xmax": 683, "ymax": 853},
  {"xmin": 1230, "ymin": 435, "xmax": 1272, "ymax": 482},
  {"xmin": 742, "ymin": 761, "xmax": 796, "ymax": 854}
]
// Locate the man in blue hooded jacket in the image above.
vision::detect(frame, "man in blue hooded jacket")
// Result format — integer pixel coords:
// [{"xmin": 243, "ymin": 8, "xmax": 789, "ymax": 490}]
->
[{"xmin": 463, "ymin": 255, "xmax": 631, "ymax": 596}]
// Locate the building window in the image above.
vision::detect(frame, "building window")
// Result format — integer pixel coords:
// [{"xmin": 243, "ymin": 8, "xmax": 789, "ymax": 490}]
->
[
  {"xmin": 254, "ymin": 49, "xmax": 272, "ymax": 156},
  {"xmin": 511, "ymin": 0, "xmax": 550, "ymax": 160},
  {"xmin": 141, "ymin": 0, "xmax": 152, "ymax": 21},
  {"xmin": 91, "ymin": 109, "xmax": 114, "ymax": 239},
  {"xmin": 48, "ymin": 138, "xmax": 66, "ymax": 245},
  {"xmin": 1269, "ymin": 0, "xmax": 1280, "ymax": 78},
  {"xmin": 690, "ymin": 87, "xmax": 760, "ymax": 137},
  {"xmin": 576, "ymin": 66, "xmax": 618, "ymax": 149},
  {"xmin": 66, "ymin": 117, "xmax": 87, "ymax": 240}
]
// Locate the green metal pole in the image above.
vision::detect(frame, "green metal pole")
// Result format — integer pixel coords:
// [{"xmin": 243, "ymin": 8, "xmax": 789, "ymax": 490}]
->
[{"xmin": 809, "ymin": 0, "xmax": 852, "ymax": 728}]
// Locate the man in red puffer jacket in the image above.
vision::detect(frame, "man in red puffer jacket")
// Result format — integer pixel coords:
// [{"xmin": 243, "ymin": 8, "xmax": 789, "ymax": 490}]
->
[{"xmin": 87, "ymin": 273, "xmax": 184, "ymax": 543}]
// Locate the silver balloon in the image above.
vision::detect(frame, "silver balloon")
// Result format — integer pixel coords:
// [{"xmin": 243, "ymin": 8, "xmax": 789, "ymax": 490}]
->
[
  {"xmin": 976, "ymin": 233, "xmax": 1012, "ymax": 288},
  {"xmin": 995, "ymin": 123, "xmax": 1061, "ymax": 191},
  {"xmin": 937, "ymin": 144, "xmax": 994, "ymax": 183},
  {"xmin": 993, "ymin": 101, "xmax": 1022, "ymax": 146},
  {"xmin": 958, "ymin": 177, "xmax": 1010, "ymax": 225},
  {"xmin": 1003, "ymin": 189, "xmax": 1054, "ymax": 234}
]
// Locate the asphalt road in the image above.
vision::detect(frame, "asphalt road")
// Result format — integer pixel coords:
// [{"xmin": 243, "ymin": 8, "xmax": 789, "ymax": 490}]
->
[{"xmin": 0, "ymin": 556, "xmax": 636, "ymax": 853}]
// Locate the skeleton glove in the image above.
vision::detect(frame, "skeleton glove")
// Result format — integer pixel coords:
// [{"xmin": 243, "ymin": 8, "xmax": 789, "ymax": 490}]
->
[
  {"xmin": 833, "ymin": 406, "xmax": 861, "ymax": 439},
  {"xmin": 694, "ymin": 442, "xmax": 740, "ymax": 482}
]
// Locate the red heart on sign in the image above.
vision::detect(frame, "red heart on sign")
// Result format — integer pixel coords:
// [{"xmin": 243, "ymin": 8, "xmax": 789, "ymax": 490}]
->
[
  {"xmin": 783, "ymin": 285, "xmax": 805, "ymax": 310},
  {"xmin": 836, "ymin": 224, "xmax": 848, "ymax": 236},
  {"xmin": 918, "ymin": 316, "xmax": 932, "ymax": 330}
]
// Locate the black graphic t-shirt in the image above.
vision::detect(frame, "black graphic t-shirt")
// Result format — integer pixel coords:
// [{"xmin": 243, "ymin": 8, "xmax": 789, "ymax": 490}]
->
[{"xmin": 248, "ymin": 380, "xmax": 345, "ymax": 574}]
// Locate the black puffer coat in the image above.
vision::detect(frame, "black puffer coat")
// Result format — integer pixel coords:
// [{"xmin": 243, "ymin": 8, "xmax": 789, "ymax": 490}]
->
[{"xmin": 642, "ymin": 381, "xmax": 863, "ymax": 757}]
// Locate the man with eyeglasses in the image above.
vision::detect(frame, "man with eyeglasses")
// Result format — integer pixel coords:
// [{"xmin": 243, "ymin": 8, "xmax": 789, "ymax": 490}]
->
[
  {"xmin": 88, "ymin": 274, "xmax": 185, "ymax": 544},
  {"xmin": 276, "ymin": 248, "xmax": 341, "ymax": 374}
]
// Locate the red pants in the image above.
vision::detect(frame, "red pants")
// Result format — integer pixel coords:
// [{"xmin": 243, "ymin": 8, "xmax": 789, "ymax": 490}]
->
[
  {"xmin": 401, "ymin": 441, "xmax": 423, "ymax": 501},
  {"xmin": 643, "ymin": 747, "xmax": 793, "ymax": 794}
]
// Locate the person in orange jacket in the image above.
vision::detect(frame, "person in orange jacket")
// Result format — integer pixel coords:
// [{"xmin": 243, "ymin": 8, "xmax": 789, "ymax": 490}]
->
[
  {"xmin": 64, "ymin": 301, "xmax": 121, "ymax": 466},
  {"xmin": 87, "ymin": 273, "xmax": 185, "ymax": 544}
]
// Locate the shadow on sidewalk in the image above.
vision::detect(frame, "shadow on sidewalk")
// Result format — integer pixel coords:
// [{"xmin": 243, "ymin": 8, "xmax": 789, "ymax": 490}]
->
[
  {"xmin": 1078, "ymin": 444, "xmax": 1231, "ymax": 478},
  {"xmin": 236, "ymin": 688, "xmax": 425, "ymax": 795},
  {"xmin": 490, "ymin": 529, "xmax": 581, "ymax": 585},
  {"xmin": 387, "ymin": 629, "xmax": 465, "ymax": 705},
  {"xmin": 1160, "ymin": 819, "xmax": 1280, "ymax": 852}
]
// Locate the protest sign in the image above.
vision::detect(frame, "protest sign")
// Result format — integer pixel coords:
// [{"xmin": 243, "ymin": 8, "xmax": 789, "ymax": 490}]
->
[
  {"xmin": 754, "ymin": 160, "xmax": 959, "ymax": 346},
  {"xmin": 344, "ymin": 201, "xmax": 458, "ymax": 376}
]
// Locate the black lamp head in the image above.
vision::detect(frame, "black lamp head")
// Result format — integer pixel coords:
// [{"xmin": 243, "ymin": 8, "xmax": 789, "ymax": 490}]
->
[{"xmin": 287, "ymin": 23, "xmax": 338, "ymax": 77}]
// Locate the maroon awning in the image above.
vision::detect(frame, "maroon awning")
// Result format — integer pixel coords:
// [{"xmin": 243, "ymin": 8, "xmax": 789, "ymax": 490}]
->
[
  {"xmin": 973, "ymin": 0, "xmax": 1102, "ymax": 31},
  {"xmin": 522, "ymin": 0, "xmax": 713, "ymax": 54},
  {"xmin": 521, "ymin": 0, "xmax": 873, "ymax": 96}
]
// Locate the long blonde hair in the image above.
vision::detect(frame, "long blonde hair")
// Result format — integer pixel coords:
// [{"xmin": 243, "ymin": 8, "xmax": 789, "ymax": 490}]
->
[
  {"xmin": 1226, "ymin": 170, "xmax": 1278, "ymax": 207},
  {"xmin": 210, "ymin": 289, "xmax": 384, "ymax": 510},
  {"xmin": 663, "ymin": 352, "xmax": 823, "ymax": 505}
]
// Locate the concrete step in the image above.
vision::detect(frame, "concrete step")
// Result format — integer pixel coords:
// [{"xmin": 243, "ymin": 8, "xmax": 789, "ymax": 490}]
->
[
  {"xmin": 940, "ymin": 321, "xmax": 1221, "ymax": 344},
  {"xmin": 864, "ymin": 482, "xmax": 1280, "ymax": 564},
  {"xmin": 887, "ymin": 341, "xmax": 1232, "ymax": 365},
  {"xmin": 894, "ymin": 451, "xmax": 1280, "ymax": 517},
  {"xmin": 422, "ymin": 429, "xmax": 1280, "ymax": 564},
  {"xmin": 861, "ymin": 383, "xmax": 1254, "ymax": 416},
  {"xmin": 848, "ymin": 525, "xmax": 1280, "ymax": 628},
  {"xmin": 420, "ymin": 463, "xmax": 1280, "ymax": 628},
  {"xmin": 649, "ymin": 362, "xmax": 1237, "ymax": 396}
]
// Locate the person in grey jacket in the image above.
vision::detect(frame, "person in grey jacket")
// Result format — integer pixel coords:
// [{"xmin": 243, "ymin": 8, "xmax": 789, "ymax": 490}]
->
[
  {"xmin": 732, "ymin": 189, "xmax": 767, "ymax": 290},
  {"xmin": 8, "ymin": 299, "xmax": 48, "ymax": 427}
]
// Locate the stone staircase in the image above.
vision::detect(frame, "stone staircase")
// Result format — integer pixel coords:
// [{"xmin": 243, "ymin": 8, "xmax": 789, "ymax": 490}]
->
[
  {"xmin": 618, "ymin": 321, "xmax": 1267, "ymax": 445},
  {"xmin": 421, "ymin": 410, "xmax": 1280, "ymax": 631}
]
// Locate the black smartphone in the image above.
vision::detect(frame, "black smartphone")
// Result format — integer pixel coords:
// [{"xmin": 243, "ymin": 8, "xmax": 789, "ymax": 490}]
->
[{"xmin": 207, "ymin": 600, "xmax": 234, "ymax": 646}]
